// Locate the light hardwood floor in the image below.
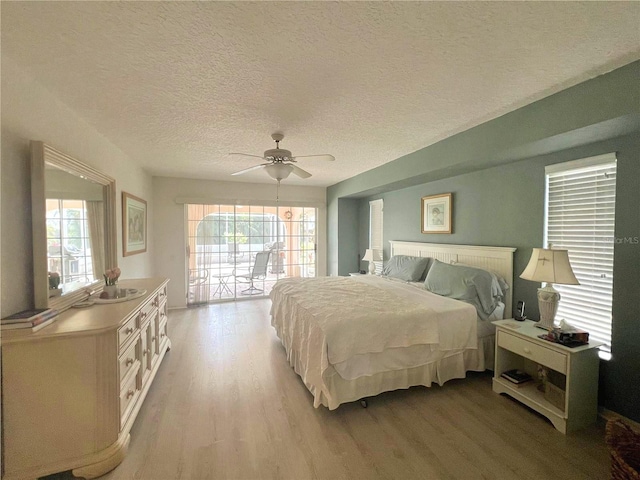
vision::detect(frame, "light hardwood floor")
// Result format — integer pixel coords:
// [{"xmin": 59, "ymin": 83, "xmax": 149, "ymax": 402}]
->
[{"xmin": 47, "ymin": 299, "xmax": 610, "ymax": 479}]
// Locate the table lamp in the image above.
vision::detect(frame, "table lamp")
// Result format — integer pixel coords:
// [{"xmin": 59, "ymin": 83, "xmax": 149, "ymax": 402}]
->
[
  {"xmin": 520, "ymin": 247, "xmax": 579, "ymax": 329},
  {"xmin": 362, "ymin": 249, "xmax": 380, "ymax": 275}
]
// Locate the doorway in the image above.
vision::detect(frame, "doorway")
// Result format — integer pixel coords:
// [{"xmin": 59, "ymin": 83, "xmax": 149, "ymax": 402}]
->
[{"xmin": 186, "ymin": 204, "xmax": 317, "ymax": 305}]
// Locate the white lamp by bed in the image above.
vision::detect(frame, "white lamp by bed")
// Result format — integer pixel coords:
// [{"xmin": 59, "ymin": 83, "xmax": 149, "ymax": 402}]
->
[
  {"xmin": 520, "ymin": 246, "xmax": 579, "ymax": 329},
  {"xmin": 362, "ymin": 249, "xmax": 381, "ymax": 275}
]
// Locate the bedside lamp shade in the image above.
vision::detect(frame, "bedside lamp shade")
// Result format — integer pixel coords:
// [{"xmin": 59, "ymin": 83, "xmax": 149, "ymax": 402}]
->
[
  {"xmin": 520, "ymin": 247, "xmax": 579, "ymax": 329},
  {"xmin": 362, "ymin": 249, "xmax": 381, "ymax": 275}
]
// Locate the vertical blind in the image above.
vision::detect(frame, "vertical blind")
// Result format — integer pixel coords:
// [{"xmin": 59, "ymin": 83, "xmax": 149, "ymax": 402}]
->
[
  {"xmin": 369, "ymin": 199, "xmax": 384, "ymax": 274},
  {"xmin": 545, "ymin": 153, "xmax": 617, "ymax": 351}
]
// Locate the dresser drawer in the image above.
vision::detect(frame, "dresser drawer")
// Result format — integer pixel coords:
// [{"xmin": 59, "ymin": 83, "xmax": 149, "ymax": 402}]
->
[
  {"xmin": 118, "ymin": 340, "xmax": 139, "ymax": 386},
  {"xmin": 138, "ymin": 298, "xmax": 157, "ymax": 325},
  {"xmin": 117, "ymin": 316, "xmax": 137, "ymax": 350},
  {"xmin": 158, "ymin": 317, "xmax": 168, "ymax": 349},
  {"xmin": 149, "ymin": 314, "xmax": 159, "ymax": 361},
  {"xmin": 157, "ymin": 286, "xmax": 167, "ymax": 306},
  {"xmin": 498, "ymin": 330, "xmax": 567, "ymax": 374},
  {"xmin": 119, "ymin": 372, "xmax": 139, "ymax": 430},
  {"xmin": 158, "ymin": 304, "xmax": 168, "ymax": 328},
  {"xmin": 140, "ymin": 323, "xmax": 150, "ymax": 370}
]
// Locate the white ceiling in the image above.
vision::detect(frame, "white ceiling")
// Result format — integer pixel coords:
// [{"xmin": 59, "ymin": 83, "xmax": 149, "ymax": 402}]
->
[{"xmin": 2, "ymin": 2, "xmax": 639, "ymax": 187}]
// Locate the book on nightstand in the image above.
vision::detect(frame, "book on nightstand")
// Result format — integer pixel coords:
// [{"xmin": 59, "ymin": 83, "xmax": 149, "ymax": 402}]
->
[{"xmin": 500, "ymin": 369, "xmax": 533, "ymax": 385}]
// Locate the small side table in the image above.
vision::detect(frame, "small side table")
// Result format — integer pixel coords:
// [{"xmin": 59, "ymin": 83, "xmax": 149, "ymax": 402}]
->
[
  {"xmin": 211, "ymin": 273, "xmax": 233, "ymax": 297},
  {"xmin": 349, "ymin": 272, "xmax": 366, "ymax": 276},
  {"xmin": 492, "ymin": 319, "xmax": 602, "ymax": 433}
]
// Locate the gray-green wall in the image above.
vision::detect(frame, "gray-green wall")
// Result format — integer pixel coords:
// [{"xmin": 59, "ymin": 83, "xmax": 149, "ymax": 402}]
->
[
  {"xmin": 327, "ymin": 60, "xmax": 640, "ymax": 422},
  {"xmin": 356, "ymin": 134, "xmax": 640, "ymax": 421}
]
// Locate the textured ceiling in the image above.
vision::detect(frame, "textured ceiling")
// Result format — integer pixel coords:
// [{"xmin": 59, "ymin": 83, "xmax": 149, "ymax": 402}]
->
[{"xmin": 2, "ymin": 2, "xmax": 639, "ymax": 187}]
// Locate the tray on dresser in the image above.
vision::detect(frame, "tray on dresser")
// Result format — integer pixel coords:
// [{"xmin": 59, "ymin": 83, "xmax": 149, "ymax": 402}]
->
[{"xmin": 92, "ymin": 289, "xmax": 147, "ymax": 304}]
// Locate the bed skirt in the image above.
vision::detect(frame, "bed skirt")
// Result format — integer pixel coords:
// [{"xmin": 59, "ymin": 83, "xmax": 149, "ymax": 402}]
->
[{"xmin": 275, "ymin": 320, "xmax": 494, "ymax": 410}]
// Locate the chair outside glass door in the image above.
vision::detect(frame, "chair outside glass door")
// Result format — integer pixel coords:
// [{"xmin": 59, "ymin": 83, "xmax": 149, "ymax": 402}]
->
[{"xmin": 234, "ymin": 250, "xmax": 271, "ymax": 295}]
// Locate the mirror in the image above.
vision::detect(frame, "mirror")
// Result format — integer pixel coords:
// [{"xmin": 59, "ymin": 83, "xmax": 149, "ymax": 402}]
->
[{"xmin": 31, "ymin": 142, "xmax": 117, "ymax": 310}]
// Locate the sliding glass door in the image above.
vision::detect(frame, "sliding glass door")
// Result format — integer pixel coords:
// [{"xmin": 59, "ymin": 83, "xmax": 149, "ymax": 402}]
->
[{"xmin": 186, "ymin": 204, "xmax": 316, "ymax": 305}]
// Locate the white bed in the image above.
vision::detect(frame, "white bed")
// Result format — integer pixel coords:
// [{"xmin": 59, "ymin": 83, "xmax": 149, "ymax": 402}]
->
[{"xmin": 270, "ymin": 241, "xmax": 516, "ymax": 410}]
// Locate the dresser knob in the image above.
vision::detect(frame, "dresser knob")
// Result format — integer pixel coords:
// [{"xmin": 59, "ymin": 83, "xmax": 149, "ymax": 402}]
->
[
  {"xmin": 152, "ymin": 336, "xmax": 156, "ymax": 342},
  {"xmin": 161, "ymin": 333, "xmax": 166, "ymax": 338},
  {"xmin": 126, "ymin": 389, "xmax": 135, "ymax": 399},
  {"xmin": 524, "ymin": 347, "xmax": 532, "ymax": 354},
  {"xmin": 143, "ymin": 349, "xmax": 147, "ymax": 356},
  {"xmin": 125, "ymin": 327, "xmax": 134, "ymax": 334},
  {"xmin": 126, "ymin": 358, "xmax": 134, "ymax": 366}
]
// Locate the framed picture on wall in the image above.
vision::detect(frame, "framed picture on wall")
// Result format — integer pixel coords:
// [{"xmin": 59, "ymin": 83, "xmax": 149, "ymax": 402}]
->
[
  {"xmin": 122, "ymin": 191, "xmax": 147, "ymax": 256},
  {"xmin": 421, "ymin": 193, "xmax": 452, "ymax": 234}
]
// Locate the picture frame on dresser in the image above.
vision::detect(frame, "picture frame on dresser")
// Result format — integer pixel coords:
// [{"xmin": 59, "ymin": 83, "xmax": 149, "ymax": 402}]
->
[{"xmin": 122, "ymin": 191, "xmax": 147, "ymax": 256}]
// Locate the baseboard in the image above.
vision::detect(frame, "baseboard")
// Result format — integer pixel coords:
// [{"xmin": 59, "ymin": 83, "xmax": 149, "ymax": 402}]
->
[{"xmin": 599, "ymin": 407, "xmax": 640, "ymax": 431}]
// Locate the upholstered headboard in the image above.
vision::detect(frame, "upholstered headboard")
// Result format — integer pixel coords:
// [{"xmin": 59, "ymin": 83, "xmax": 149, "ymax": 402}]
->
[{"xmin": 389, "ymin": 241, "xmax": 517, "ymax": 319}]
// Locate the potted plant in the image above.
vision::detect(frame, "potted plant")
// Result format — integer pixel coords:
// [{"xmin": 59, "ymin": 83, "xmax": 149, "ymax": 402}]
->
[
  {"xmin": 48, "ymin": 272, "xmax": 62, "ymax": 297},
  {"xmin": 102, "ymin": 267, "xmax": 121, "ymax": 299}
]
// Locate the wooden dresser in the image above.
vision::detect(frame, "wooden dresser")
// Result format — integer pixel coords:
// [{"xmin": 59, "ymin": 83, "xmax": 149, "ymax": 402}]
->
[{"xmin": 2, "ymin": 278, "xmax": 170, "ymax": 479}]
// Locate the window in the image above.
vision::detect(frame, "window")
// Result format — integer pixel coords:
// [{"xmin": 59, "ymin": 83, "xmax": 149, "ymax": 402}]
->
[
  {"xmin": 545, "ymin": 153, "xmax": 617, "ymax": 351},
  {"xmin": 46, "ymin": 199, "xmax": 94, "ymax": 284},
  {"xmin": 369, "ymin": 199, "xmax": 383, "ymax": 274}
]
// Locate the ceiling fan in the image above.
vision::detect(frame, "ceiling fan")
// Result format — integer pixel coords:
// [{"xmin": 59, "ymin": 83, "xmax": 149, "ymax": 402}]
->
[{"xmin": 230, "ymin": 133, "xmax": 335, "ymax": 181}]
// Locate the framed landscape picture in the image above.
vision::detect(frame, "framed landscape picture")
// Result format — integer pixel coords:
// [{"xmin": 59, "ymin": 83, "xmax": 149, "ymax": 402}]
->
[
  {"xmin": 122, "ymin": 191, "xmax": 147, "ymax": 256},
  {"xmin": 421, "ymin": 193, "xmax": 452, "ymax": 234}
]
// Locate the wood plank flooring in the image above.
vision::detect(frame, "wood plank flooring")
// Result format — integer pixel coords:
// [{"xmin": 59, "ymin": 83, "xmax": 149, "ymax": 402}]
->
[{"xmin": 48, "ymin": 299, "xmax": 610, "ymax": 479}]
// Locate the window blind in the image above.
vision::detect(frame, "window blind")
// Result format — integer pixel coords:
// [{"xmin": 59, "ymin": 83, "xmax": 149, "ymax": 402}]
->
[
  {"xmin": 369, "ymin": 199, "xmax": 384, "ymax": 274},
  {"xmin": 545, "ymin": 153, "xmax": 617, "ymax": 351}
]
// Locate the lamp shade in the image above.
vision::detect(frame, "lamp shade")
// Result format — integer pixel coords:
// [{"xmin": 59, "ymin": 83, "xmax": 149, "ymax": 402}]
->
[
  {"xmin": 520, "ymin": 248, "xmax": 579, "ymax": 285},
  {"xmin": 265, "ymin": 163, "xmax": 294, "ymax": 181},
  {"xmin": 362, "ymin": 249, "xmax": 375, "ymax": 262}
]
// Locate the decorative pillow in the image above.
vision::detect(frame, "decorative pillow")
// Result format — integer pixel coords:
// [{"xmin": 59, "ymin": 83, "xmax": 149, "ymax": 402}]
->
[
  {"xmin": 381, "ymin": 255, "xmax": 431, "ymax": 282},
  {"xmin": 425, "ymin": 260, "xmax": 502, "ymax": 319}
]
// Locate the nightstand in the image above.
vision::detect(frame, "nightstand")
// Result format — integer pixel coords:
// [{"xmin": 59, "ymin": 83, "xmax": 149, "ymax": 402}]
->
[
  {"xmin": 492, "ymin": 319, "xmax": 602, "ymax": 434},
  {"xmin": 349, "ymin": 272, "xmax": 365, "ymax": 276}
]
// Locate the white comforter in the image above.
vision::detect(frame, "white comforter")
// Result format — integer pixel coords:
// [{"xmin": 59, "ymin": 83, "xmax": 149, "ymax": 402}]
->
[{"xmin": 270, "ymin": 275, "xmax": 477, "ymax": 407}]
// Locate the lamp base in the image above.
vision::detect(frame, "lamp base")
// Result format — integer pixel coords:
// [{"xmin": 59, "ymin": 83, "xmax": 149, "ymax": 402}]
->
[
  {"xmin": 537, "ymin": 283, "xmax": 560, "ymax": 329},
  {"xmin": 368, "ymin": 262, "xmax": 376, "ymax": 275}
]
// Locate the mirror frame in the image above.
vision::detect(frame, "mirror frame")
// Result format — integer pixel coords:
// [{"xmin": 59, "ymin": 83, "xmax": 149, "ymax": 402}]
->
[{"xmin": 31, "ymin": 141, "xmax": 117, "ymax": 311}]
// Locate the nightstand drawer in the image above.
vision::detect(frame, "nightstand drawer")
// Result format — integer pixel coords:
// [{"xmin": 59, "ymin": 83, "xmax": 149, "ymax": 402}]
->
[{"xmin": 498, "ymin": 330, "xmax": 567, "ymax": 374}]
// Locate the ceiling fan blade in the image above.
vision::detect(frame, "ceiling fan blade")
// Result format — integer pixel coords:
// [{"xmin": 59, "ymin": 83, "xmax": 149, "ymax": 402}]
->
[
  {"xmin": 290, "ymin": 164, "xmax": 312, "ymax": 179},
  {"xmin": 291, "ymin": 154, "xmax": 335, "ymax": 162},
  {"xmin": 231, "ymin": 164, "xmax": 269, "ymax": 176},
  {"xmin": 229, "ymin": 153, "xmax": 267, "ymax": 161}
]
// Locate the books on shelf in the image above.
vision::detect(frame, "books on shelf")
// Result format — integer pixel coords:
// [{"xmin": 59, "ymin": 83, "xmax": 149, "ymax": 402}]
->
[
  {"xmin": 1, "ymin": 308, "xmax": 58, "ymax": 332},
  {"xmin": 500, "ymin": 369, "xmax": 533, "ymax": 386}
]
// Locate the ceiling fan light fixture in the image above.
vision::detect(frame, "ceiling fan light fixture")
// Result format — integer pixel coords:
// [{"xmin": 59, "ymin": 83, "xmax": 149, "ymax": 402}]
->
[
  {"xmin": 265, "ymin": 163, "xmax": 294, "ymax": 181},
  {"xmin": 264, "ymin": 148, "xmax": 293, "ymax": 161}
]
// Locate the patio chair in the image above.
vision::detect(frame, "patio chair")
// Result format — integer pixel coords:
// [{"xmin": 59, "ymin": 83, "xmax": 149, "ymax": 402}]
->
[
  {"xmin": 234, "ymin": 251, "xmax": 271, "ymax": 295},
  {"xmin": 188, "ymin": 268, "xmax": 209, "ymax": 304}
]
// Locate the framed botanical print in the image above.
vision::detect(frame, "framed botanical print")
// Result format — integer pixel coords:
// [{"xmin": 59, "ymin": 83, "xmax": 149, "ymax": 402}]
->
[
  {"xmin": 421, "ymin": 193, "xmax": 452, "ymax": 234},
  {"xmin": 122, "ymin": 191, "xmax": 147, "ymax": 256}
]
